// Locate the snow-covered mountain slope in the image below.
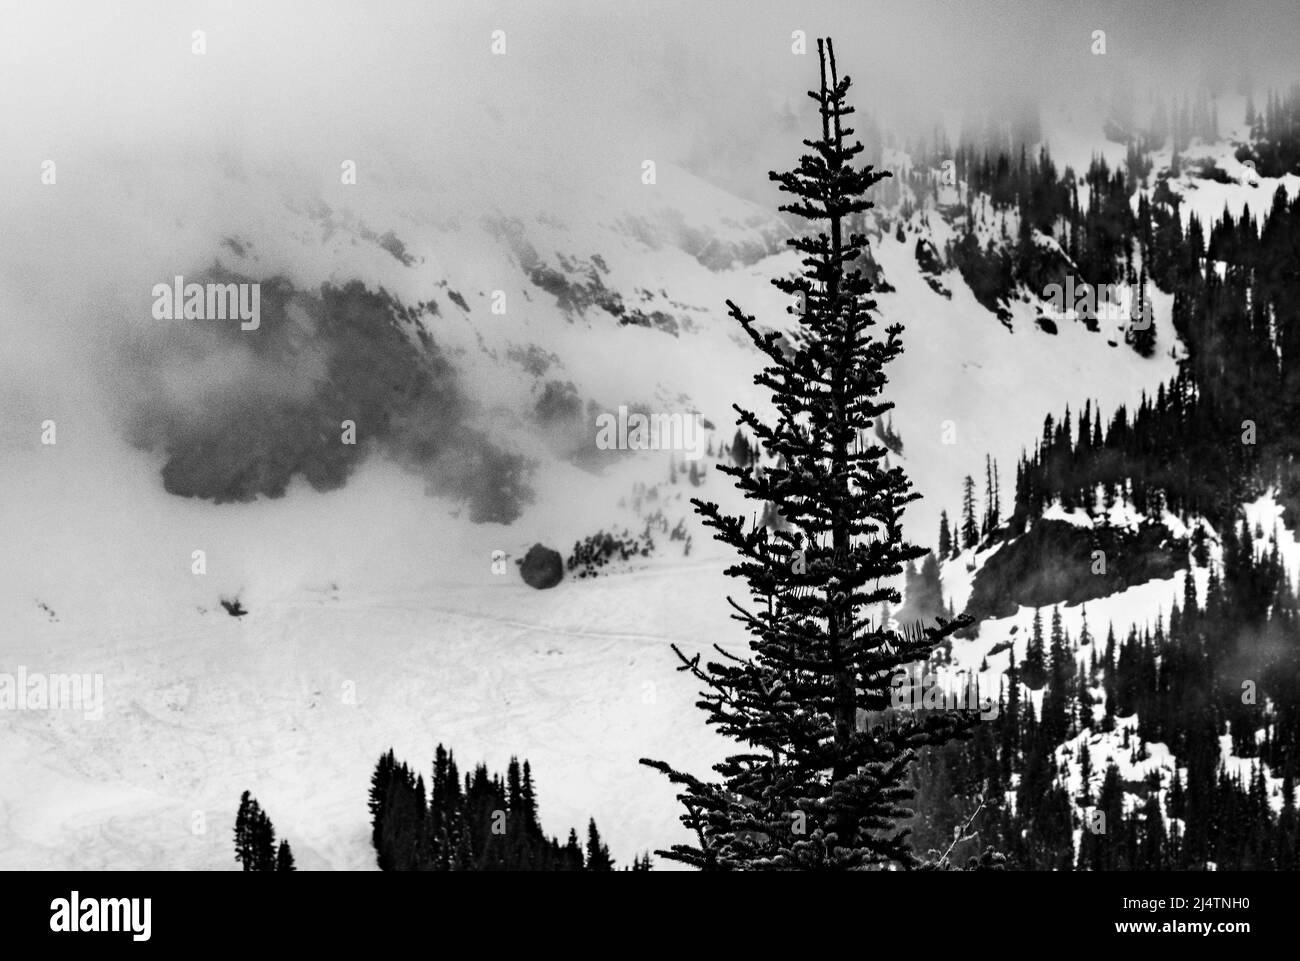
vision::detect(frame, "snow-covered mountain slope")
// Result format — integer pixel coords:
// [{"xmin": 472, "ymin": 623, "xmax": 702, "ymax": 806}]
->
[
  {"xmin": 0, "ymin": 529, "xmax": 738, "ymax": 869},
  {"xmin": 2, "ymin": 97, "xmax": 1281, "ymax": 868}
]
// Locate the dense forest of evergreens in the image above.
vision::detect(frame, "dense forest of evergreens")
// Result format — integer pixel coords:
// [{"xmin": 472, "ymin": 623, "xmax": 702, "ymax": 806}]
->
[
  {"xmin": 906, "ymin": 89, "xmax": 1300, "ymax": 870},
  {"xmin": 908, "ymin": 552, "xmax": 1300, "ymax": 869}
]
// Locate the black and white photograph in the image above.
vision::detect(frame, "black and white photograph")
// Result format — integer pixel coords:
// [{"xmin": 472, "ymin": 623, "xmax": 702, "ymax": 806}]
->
[{"xmin": 1, "ymin": 0, "xmax": 1297, "ymax": 942}]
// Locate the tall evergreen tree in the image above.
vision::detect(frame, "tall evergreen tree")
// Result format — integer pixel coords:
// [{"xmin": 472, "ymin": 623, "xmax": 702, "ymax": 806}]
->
[
  {"xmin": 234, "ymin": 791, "xmax": 256, "ymax": 871},
  {"xmin": 368, "ymin": 749, "xmax": 397, "ymax": 859},
  {"xmin": 1022, "ymin": 609, "xmax": 1047, "ymax": 690},
  {"xmin": 234, "ymin": 791, "xmax": 280, "ymax": 871},
  {"xmin": 641, "ymin": 38, "xmax": 977, "ymax": 870},
  {"xmin": 252, "ymin": 807, "xmax": 276, "ymax": 871},
  {"xmin": 982, "ymin": 455, "xmax": 1000, "ymax": 536},
  {"xmin": 585, "ymin": 819, "xmax": 614, "ymax": 871},
  {"xmin": 1042, "ymin": 606, "xmax": 1071, "ymax": 742},
  {"xmin": 961, "ymin": 475, "xmax": 979, "ymax": 549}
]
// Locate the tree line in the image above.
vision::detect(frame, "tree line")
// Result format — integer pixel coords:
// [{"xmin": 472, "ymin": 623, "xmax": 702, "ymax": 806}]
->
[{"xmin": 368, "ymin": 746, "xmax": 647, "ymax": 871}]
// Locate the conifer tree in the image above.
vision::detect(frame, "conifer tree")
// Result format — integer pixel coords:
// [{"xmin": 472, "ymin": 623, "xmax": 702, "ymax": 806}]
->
[
  {"xmin": 234, "ymin": 791, "xmax": 279, "ymax": 871},
  {"xmin": 1001, "ymin": 660, "xmax": 1021, "ymax": 780},
  {"xmin": 938, "ymin": 509, "xmax": 952, "ymax": 559},
  {"xmin": 520, "ymin": 760, "xmax": 541, "ymax": 839},
  {"xmin": 369, "ymin": 749, "xmax": 397, "ymax": 858},
  {"xmin": 1127, "ymin": 265, "xmax": 1156, "ymax": 358},
  {"xmin": 961, "ymin": 475, "xmax": 979, "ymax": 549},
  {"xmin": 252, "ymin": 807, "xmax": 276, "ymax": 870},
  {"xmin": 378, "ymin": 766, "xmax": 416, "ymax": 870},
  {"xmin": 641, "ymin": 37, "xmax": 977, "ymax": 870},
  {"xmin": 1042, "ymin": 607, "xmax": 1071, "ymax": 744},
  {"xmin": 585, "ymin": 819, "xmax": 613, "ymax": 871},
  {"xmin": 276, "ymin": 839, "xmax": 296, "ymax": 871},
  {"xmin": 1277, "ymin": 773, "xmax": 1296, "ymax": 870},
  {"xmin": 1022, "ymin": 609, "xmax": 1047, "ymax": 690},
  {"xmin": 1050, "ymin": 605, "xmax": 1074, "ymax": 684},
  {"xmin": 1079, "ymin": 741, "xmax": 1093, "ymax": 804},
  {"xmin": 982, "ymin": 455, "xmax": 1000, "ymax": 536},
  {"xmin": 563, "ymin": 828, "xmax": 585, "ymax": 871},
  {"xmin": 234, "ymin": 791, "xmax": 256, "ymax": 871}
]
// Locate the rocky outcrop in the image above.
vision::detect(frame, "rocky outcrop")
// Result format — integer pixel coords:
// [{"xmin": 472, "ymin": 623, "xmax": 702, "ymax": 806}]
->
[{"xmin": 963, "ymin": 519, "xmax": 1186, "ymax": 626}]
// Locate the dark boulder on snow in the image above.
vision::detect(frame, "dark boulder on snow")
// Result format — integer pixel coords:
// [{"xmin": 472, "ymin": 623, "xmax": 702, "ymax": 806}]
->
[{"xmin": 519, "ymin": 544, "xmax": 564, "ymax": 590}]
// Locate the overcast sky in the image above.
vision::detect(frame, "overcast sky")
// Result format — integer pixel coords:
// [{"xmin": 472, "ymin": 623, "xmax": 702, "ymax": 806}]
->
[{"xmin": 3, "ymin": 0, "xmax": 1297, "ymax": 190}]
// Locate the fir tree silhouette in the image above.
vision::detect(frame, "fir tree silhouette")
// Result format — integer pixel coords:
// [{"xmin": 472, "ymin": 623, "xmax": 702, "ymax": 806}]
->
[{"xmin": 641, "ymin": 37, "xmax": 980, "ymax": 870}]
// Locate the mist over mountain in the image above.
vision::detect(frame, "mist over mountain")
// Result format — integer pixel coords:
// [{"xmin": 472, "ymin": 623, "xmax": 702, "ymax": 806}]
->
[{"xmin": 4, "ymin": 0, "xmax": 1300, "ymax": 886}]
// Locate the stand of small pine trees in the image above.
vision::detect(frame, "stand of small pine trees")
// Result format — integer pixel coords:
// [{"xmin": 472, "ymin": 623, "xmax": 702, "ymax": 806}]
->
[
  {"xmin": 234, "ymin": 791, "xmax": 294, "ymax": 871},
  {"xmin": 368, "ymin": 746, "xmax": 642, "ymax": 871},
  {"xmin": 567, "ymin": 527, "xmax": 655, "ymax": 578}
]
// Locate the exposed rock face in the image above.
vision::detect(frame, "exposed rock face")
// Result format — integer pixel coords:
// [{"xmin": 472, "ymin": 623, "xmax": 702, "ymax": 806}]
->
[
  {"xmin": 963, "ymin": 519, "xmax": 1185, "ymax": 626},
  {"xmin": 130, "ymin": 269, "xmax": 533, "ymax": 524},
  {"xmin": 915, "ymin": 237, "xmax": 945, "ymax": 275},
  {"xmin": 519, "ymin": 544, "xmax": 564, "ymax": 590}
]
